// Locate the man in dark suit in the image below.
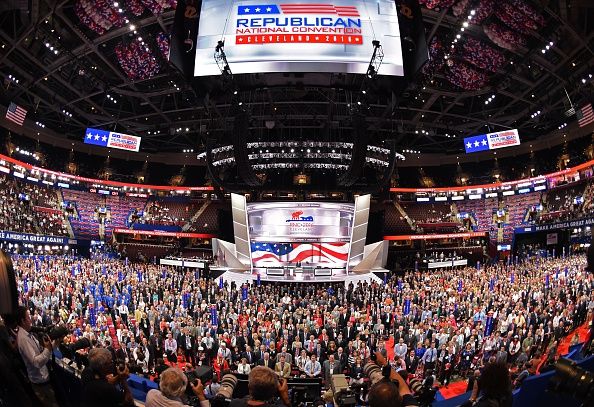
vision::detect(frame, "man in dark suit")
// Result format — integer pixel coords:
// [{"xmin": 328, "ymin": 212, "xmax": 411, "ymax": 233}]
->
[
  {"xmin": 322, "ymin": 354, "xmax": 341, "ymax": 387},
  {"xmin": 242, "ymin": 345, "xmax": 256, "ymax": 367},
  {"xmin": 255, "ymin": 344, "xmax": 266, "ymax": 363},
  {"xmin": 335, "ymin": 347, "xmax": 348, "ymax": 372},
  {"xmin": 404, "ymin": 350, "xmax": 419, "ymax": 373},
  {"xmin": 258, "ymin": 352, "xmax": 275, "ymax": 369},
  {"xmin": 375, "ymin": 323, "xmax": 388, "ymax": 340},
  {"xmin": 342, "ymin": 322, "xmax": 355, "ymax": 342},
  {"xmin": 235, "ymin": 331, "xmax": 247, "ymax": 352},
  {"xmin": 338, "ymin": 309, "xmax": 350, "ymax": 329},
  {"xmin": 179, "ymin": 328, "xmax": 196, "ymax": 365}
]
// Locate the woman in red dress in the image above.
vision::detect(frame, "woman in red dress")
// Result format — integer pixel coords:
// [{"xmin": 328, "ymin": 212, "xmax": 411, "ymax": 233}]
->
[{"xmin": 213, "ymin": 353, "xmax": 229, "ymax": 380}]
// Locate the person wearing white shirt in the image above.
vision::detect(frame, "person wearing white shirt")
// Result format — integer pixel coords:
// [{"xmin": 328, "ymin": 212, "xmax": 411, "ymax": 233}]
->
[
  {"xmin": 393, "ymin": 338, "xmax": 408, "ymax": 359},
  {"xmin": 16, "ymin": 306, "xmax": 60, "ymax": 406},
  {"xmin": 237, "ymin": 358, "xmax": 251, "ymax": 375},
  {"xmin": 304, "ymin": 355, "xmax": 321, "ymax": 378},
  {"xmin": 165, "ymin": 333, "xmax": 178, "ymax": 360},
  {"xmin": 118, "ymin": 302, "xmax": 129, "ymax": 326}
]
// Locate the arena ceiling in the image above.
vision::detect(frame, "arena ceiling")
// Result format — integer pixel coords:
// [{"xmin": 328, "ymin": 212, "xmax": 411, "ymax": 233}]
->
[{"xmin": 0, "ymin": 0, "xmax": 593, "ymax": 156}]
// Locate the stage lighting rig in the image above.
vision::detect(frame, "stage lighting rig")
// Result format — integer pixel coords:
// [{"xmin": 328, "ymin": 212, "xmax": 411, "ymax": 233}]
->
[
  {"xmin": 214, "ymin": 40, "xmax": 232, "ymax": 78},
  {"xmin": 366, "ymin": 40, "xmax": 384, "ymax": 79}
]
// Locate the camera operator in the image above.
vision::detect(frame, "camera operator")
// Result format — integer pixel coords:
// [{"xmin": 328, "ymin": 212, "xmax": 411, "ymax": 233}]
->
[
  {"xmin": 15, "ymin": 305, "xmax": 60, "ymax": 407},
  {"xmin": 369, "ymin": 352, "xmax": 419, "ymax": 407},
  {"xmin": 145, "ymin": 367, "xmax": 209, "ymax": 407},
  {"xmin": 80, "ymin": 347, "xmax": 134, "ymax": 407},
  {"xmin": 229, "ymin": 366, "xmax": 291, "ymax": 407},
  {"xmin": 462, "ymin": 363, "xmax": 512, "ymax": 407}
]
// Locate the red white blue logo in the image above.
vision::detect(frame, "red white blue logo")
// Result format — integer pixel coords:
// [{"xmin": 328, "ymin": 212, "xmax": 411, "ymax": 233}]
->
[
  {"xmin": 236, "ymin": 3, "xmax": 363, "ymax": 45},
  {"xmin": 285, "ymin": 210, "xmax": 314, "ymax": 222},
  {"xmin": 238, "ymin": 4, "xmax": 359, "ymax": 16}
]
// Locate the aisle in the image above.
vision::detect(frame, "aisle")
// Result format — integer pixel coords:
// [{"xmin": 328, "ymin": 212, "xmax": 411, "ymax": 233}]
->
[{"xmin": 556, "ymin": 321, "xmax": 590, "ymax": 356}]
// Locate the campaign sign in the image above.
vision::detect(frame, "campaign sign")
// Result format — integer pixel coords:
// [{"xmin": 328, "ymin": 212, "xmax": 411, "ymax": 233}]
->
[
  {"xmin": 0, "ymin": 230, "xmax": 71, "ymax": 245},
  {"xmin": 84, "ymin": 128, "xmax": 141, "ymax": 152},
  {"xmin": 464, "ymin": 129, "xmax": 520, "ymax": 154}
]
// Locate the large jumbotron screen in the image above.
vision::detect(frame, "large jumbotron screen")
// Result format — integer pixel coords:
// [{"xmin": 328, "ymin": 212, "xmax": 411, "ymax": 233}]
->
[
  {"xmin": 246, "ymin": 202, "xmax": 355, "ymax": 267},
  {"xmin": 194, "ymin": 0, "xmax": 404, "ymax": 76}
]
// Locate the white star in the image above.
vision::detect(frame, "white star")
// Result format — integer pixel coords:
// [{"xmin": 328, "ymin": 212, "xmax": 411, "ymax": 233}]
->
[
  {"xmin": 466, "ymin": 142, "xmax": 472, "ymax": 149},
  {"xmin": 355, "ymin": 37, "xmax": 360, "ymax": 42},
  {"xmin": 101, "ymin": 135, "xmax": 108, "ymax": 142},
  {"xmin": 86, "ymin": 133, "xmax": 92, "ymax": 139},
  {"xmin": 481, "ymin": 139, "xmax": 487, "ymax": 146},
  {"xmin": 266, "ymin": 7, "xmax": 272, "ymax": 12},
  {"xmin": 94, "ymin": 134, "xmax": 100, "ymax": 140},
  {"xmin": 255, "ymin": 7, "xmax": 261, "ymax": 12},
  {"xmin": 315, "ymin": 36, "xmax": 320, "ymax": 40},
  {"xmin": 244, "ymin": 7, "xmax": 250, "ymax": 12},
  {"xmin": 238, "ymin": 37, "xmax": 243, "ymax": 42},
  {"xmin": 474, "ymin": 141, "xmax": 479, "ymax": 147}
]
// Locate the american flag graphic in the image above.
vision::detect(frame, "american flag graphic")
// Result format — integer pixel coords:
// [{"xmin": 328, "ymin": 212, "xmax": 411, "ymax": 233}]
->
[
  {"xmin": 576, "ymin": 103, "xmax": 594, "ymax": 128},
  {"xmin": 238, "ymin": 4, "xmax": 360, "ymax": 17},
  {"xmin": 5, "ymin": 102, "xmax": 27, "ymax": 126},
  {"xmin": 251, "ymin": 242, "xmax": 349, "ymax": 266}
]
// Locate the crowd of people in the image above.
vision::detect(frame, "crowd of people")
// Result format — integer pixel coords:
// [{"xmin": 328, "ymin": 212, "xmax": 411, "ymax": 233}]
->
[
  {"xmin": 0, "ymin": 249, "xmax": 590, "ymax": 406},
  {"xmin": 0, "ymin": 174, "xmax": 70, "ymax": 237}
]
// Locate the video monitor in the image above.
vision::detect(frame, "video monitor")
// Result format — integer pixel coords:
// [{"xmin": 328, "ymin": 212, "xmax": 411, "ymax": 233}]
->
[{"xmin": 195, "ymin": 0, "xmax": 404, "ymax": 76}]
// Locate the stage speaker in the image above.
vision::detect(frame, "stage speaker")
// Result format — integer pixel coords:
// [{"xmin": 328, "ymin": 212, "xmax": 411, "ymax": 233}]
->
[
  {"xmin": 338, "ymin": 114, "xmax": 368, "ymax": 187},
  {"xmin": 232, "ymin": 110, "xmax": 263, "ymax": 187},
  {"xmin": 395, "ymin": 0, "xmax": 428, "ymax": 79},
  {"xmin": 170, "ymin": 0, "xmax": 201, "ymax": 79},
  {"xmin": 0, "ymin": 250, "xmax": 18, "ymax": 315}
]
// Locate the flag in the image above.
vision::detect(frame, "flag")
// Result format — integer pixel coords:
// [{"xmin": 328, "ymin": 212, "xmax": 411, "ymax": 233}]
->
[
  {"xmin": 576, "ymin": 103, "xmax": 594, "ymax": 127},
  {"xmin": 5, "ymin": 102, "xmax": 27, "ymax": 126},
  {"xmin": 250, "ymin": 242, "xmax": 348, "ymax": 265}
]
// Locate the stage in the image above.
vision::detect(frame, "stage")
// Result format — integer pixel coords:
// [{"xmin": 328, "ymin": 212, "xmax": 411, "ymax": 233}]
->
[
  {"xmin": 211, "ymin": 267, "xmax": 388, "ymax": 285},
  {"xmin": 253, "ymin": 265, "xmax": 348, "ymax": 282}
]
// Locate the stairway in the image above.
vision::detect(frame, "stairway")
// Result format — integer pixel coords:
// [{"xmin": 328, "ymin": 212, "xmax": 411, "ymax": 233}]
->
[
  {"xmin": 99, "ymin": 222, "xmax": 105, "ymax": 241},
  {"xmin": 106, "ymin": 316, "xmax": 121, "ymax": 350},
  {"xmin": 183, "ymin": 200, "xmax": 211, "ymax": 231},
  {"xmin": 57, "ymin": 190, "xmax": 76, "ymax": 238}
]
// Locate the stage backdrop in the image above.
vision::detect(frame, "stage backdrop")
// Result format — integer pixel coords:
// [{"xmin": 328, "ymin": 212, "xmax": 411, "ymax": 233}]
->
[{"xmin": 246, "ymin": 201, "xmax": 355, "ymax": 267}]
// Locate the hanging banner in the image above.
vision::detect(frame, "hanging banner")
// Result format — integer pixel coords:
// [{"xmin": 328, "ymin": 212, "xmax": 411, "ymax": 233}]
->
[{"xmin": 0, "ymin": 230, "xmax": 73, "ymax": 245}]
